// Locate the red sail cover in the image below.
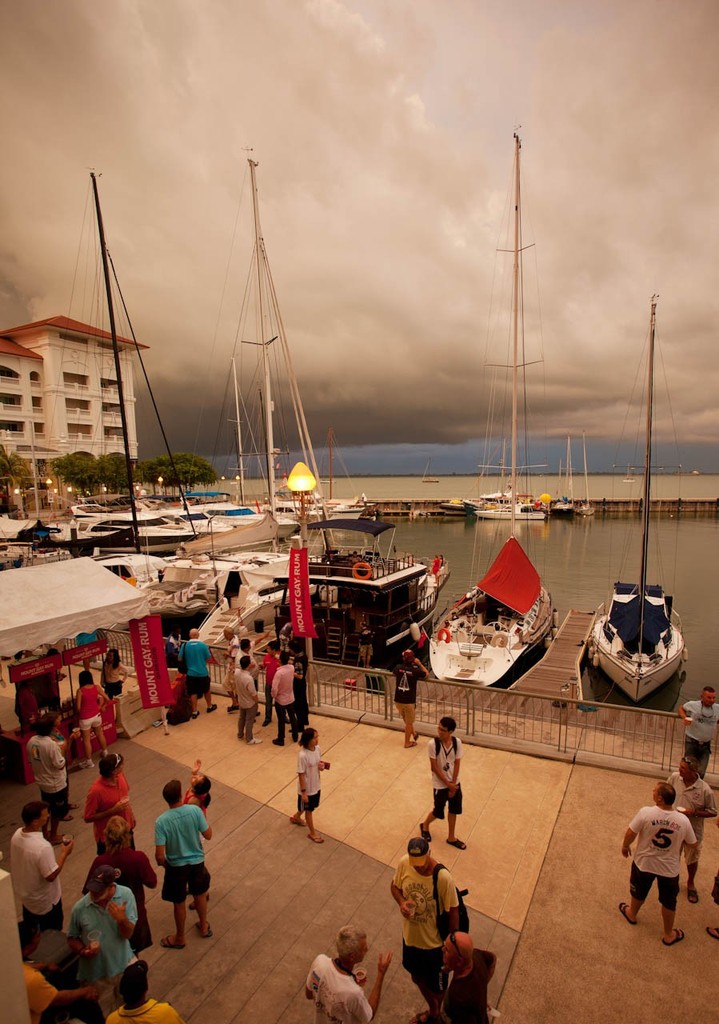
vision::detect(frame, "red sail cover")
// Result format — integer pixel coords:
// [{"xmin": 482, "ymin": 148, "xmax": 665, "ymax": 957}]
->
[
  {"xmin": 289, "ymin": 547, "xmax": 318, "ymax": 639},
  {"xmin": 129, "ymin": 615, "xmax": 173, "ymax": 708},
  {"xmin": 477, "ymin": 536, "xmax": 541, "ymax": 615}
]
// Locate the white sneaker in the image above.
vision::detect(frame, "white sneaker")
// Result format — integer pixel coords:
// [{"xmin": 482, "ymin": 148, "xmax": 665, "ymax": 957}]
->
[
  {"xmin": 81, "ymin": 759, "xmax": 95, "ymax": 769},
  {"xmin": 247, "ymin": 738, "xmax": 263, "ymax": 745}
]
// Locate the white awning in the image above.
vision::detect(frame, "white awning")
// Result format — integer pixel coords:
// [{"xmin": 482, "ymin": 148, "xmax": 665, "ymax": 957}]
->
[{"xmin": 0, "ymin": 557, "xmax": 151, "ymax": 656}]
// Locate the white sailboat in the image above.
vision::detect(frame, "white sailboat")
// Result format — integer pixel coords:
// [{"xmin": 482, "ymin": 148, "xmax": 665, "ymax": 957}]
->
[
  {"xmin": 552, "ymin": 437, "xmax": 575, "ymax": 516},
  {"xmin": 589, "ymin": 297, "xmax": 685, "ymax": 701},
  {"xmin": 422, "ymin": 460, "xmax": 439, "ymax": 483},
  {"xmin": 430, "ymin": 134, "xmax": 554, "ymax": 687},
  {"xmin": 575, "ymin": 432, "xmax": 594, "ymax": 516}
]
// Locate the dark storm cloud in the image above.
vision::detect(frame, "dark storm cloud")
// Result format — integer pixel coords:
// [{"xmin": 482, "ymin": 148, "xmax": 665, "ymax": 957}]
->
[{"xmin": 1, "ymin": 0, "xmax": 718, "ymax": 472}]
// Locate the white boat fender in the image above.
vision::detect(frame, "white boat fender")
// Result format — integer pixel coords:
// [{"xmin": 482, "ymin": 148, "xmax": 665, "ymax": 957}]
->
[
  {"xmin": 552, "ymin": 609, "xmax": 559, "ymax": 628},
  {"xmin": 592, "ymin": 653, "xmax": 600, "ymax": 668},
  {"xmin": 409, "ymin": 623, "xmax": 421, "ymax": 641},
  {"xmin": 682, "ymin": 647, "xmax": 689, "ymax": 662}
]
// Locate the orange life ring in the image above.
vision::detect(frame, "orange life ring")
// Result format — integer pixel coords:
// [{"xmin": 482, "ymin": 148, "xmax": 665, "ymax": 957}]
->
[
  {"xmin": 352, "ymin": 561, "xmax": 373, "ymax": 580},
  {"xmin": 437, "ymin": 627, "xmax": 451, "ymax": 643}
]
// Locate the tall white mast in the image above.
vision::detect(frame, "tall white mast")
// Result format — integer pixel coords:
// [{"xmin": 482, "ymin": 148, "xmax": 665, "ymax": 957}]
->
[
  {"xmin": 248, "ymin": 158, "xmax": 276, "ymax": 516},
  {"xmin": 232, "ymin": 357, "xmax": 245, "ymax": 504},
  {"xmin": 510, "ymin": 132, "xmax": 521, "ymax": 537}
]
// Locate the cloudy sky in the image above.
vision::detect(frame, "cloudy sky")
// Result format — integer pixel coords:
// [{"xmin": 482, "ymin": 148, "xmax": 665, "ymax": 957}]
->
[{"xmin": 1, "ymin": 0, "xmax": 717, "ymax": 476}]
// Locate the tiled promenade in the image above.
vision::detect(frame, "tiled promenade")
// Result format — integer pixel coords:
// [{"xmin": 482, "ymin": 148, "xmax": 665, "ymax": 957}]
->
[{"xmin": 1, "ymin": 689, "xmax": 718, "ymax": 1024}]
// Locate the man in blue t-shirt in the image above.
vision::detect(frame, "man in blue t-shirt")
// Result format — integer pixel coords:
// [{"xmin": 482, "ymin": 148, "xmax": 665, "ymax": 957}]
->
[
  {"xmin": 181, "ymin": 629, "xmax": 216, "ymax": 719},
  {"xmin": 155, "ymin": 779, "xmax": 213, "ymax": 948},
  {"xmin": 679, "ymin": 686, "xmax": 719, "ymax": 778}
]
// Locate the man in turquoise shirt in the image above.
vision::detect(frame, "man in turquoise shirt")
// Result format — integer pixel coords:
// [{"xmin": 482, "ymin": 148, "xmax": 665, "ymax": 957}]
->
[
  {"xmin": 67, "ymin": 863, "xmax": 137, "ymax": 1012},
  {"xmin": 181, "ymin": 628, "xmax": 216, "ymax": 719},
  {"xmin": 155, "ymin": 779, "xmax": 213, "ymax": 948}
]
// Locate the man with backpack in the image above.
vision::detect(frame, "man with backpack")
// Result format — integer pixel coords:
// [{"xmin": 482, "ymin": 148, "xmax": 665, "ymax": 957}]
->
[
  {"xmin": 391, "ymin": 836, "xmax": 460, "ymax": 1024},
  {"xmin": 420, "ymin": 717, "xmax": 467, "ymax": 850}
]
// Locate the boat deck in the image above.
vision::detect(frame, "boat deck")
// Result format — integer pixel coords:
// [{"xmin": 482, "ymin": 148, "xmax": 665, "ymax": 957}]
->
[{"xmin": 513, "ymin": 609, "xmax": 595, "ymax": 698}]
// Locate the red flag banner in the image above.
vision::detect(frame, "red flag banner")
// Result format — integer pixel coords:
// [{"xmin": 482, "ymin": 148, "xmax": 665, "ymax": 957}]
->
[
  {"xmin": 63, "ymin": 638, "xmax": 108, "ymax": 666},
  {"xmin": 128, "ymin": 615, "xmax": 173, "ymax": 708},
  {"xmin": 288, "ymin": 547, "xmax": 317, "ymax": 639},
  {"xmin": 9, "ymin": 654, "xmax": 63, "ymax": 684}
]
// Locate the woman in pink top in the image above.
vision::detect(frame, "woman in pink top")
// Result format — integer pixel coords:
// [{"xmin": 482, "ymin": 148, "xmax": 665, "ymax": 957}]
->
[{"xmin": 74, "ymin": 669, "xmax": 108, "ymax": 769}]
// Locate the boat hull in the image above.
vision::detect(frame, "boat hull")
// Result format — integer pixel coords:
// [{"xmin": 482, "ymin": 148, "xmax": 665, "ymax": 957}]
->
[{"xmin": 591, "ymin": 615, "xmax": 684, "ymax": 702}]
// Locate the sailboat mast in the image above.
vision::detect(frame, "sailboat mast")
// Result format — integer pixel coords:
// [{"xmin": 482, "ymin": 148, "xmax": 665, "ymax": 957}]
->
[
  {"xmin": 637, "ymin": 296, "xmax": 657, "ymax": 652},
  {"xmin": 582, "ymin": 432, "xmax": 590, "ymax": 504},
  {"xmin": 510, "ymin": 133, "xmax": 521, "ymax": 537},
  {"xmin": 328, "ymin": 426, "xmax": 334, "ymax": 500},
  {"xmin": 248, "ymin": 158, "xmax": 276, "ymax": 516},
  {"xmin": 90, "ymin": 172, "xmax": 141, "ymax": 554},
  {"xmin": 232, "ymin": 357, "xmax": 245, "ymax": 504}
]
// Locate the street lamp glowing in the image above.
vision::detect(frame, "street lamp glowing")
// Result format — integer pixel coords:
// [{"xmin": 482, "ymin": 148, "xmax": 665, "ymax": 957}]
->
[
  {"xmin": 287, "ymin": 462, "xmax": 317, "ymax": 494},
  {"xmin": 157, "ymin": 476, "xmax": 163, "ymax": 486},
  {"xmin": 46, "ymin": 478, "xmax": 52, "ymax": 486}
]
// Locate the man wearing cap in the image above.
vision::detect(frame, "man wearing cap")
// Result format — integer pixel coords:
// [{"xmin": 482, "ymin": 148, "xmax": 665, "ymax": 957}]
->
[
  {"xmin": 667, "ymin": 755, "xmax": 717, "ymax": 902},
  {"xmin": 11, "ymin": 800, "xmax": 73, "ymax": 932},
  {"xmin": 107, "ymin": 960, "xmax": 187, "ymax": 1023},
  {"xmin": 391, "ymin": 837, "xmax": 459, "ymax": 1023},
  {"xmin": 85, "ymin": 752, "xmax": 136, "ymax": 855},
  {"xmin": 394, "ymin": 650, "xmax": 427, "ymax": 749},
  {"xmin": 67, "ymin": 863, "xmax": 137, "ymax": 1011},
  {"xmin": 679, "ymin": 686, "xmax": 719, "ymax": 778},
  {"xmin": 441, "ymin": 931, "xmax": 496, "ymax": 1024}
]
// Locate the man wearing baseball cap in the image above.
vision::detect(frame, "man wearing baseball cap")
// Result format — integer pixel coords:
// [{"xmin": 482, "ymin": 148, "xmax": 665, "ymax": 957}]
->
[
  {"xmin": 390, "ymin": 837, "xmax": 459, "ymax": 1023},
  {"xmin": 666, "ymin": 754, "xmax": 717, "ymax": 902},
  {"xmin": 394, "ymin": 650, "xmax": 428, "ymax": 749},
  {"xmin": 67, "ymin": 863, "xmax": 137, "ymax": 1012}
]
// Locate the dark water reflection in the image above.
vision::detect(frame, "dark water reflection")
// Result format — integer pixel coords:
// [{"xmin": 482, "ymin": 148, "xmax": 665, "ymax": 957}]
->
[{"xmin": 392, "ymin": 515, "xmax": 719, "ymax": 710}]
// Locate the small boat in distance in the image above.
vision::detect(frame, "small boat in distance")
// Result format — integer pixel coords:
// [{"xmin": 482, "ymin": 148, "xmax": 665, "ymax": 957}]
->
[
  {"xmin": 589, "ymin": 297, "xmax": 685, "ymax": 701},
  {"xmin": 575, "ymin": 432, "xmax": 594, "ymax": 516},
  {"xmin": 422, "ymin": 460, "xmax": 439, "ymax": 483},
  {"xmin": 551, "ymin": 438, "xmax": 575, "ymax": 516}
]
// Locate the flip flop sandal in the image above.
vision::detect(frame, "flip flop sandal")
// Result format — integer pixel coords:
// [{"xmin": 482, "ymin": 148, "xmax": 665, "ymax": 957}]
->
[
  {"xmin": 160, "ymin": 936, "xmax": 186, "ymax": 949},
  {"xmin": 307, "ymin": 833, "xmax": 325, "ymax": 843},
  {"xmin": 706, "ymin": 927, "xmax": 719, "ymax": 941},
  {"xmin": 289, "ymin": 817, "xmax": 304, "ymax": 826},
  {"xmin": 420, "ymin": 825, "xmax": 432, "ymax": 841},
  {"xmin": 687, "ymin": 889, "xmax": 699, "ymax": 903},
  {"xmin": 446, "ymin": 838, "xmax": 467, "ymax": 850},
  {"xmin": 195, "ymin": 923, "xmax": 213, "ymax": 938},
  {"xmin": 662, "ymin": 929, "xmax": 685, "ymax": 946},
  {"xmin": 618, "ymin": 902, "xmax": 637, "ymax": 925}
]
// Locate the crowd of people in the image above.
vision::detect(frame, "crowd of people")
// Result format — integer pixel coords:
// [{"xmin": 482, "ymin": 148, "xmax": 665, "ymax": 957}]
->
[{"xmin": 10, "ymin": 637, "xmax": 719, "ymax": 1023}]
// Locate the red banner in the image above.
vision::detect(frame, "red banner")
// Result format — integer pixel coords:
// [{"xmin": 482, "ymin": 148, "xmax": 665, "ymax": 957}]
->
[
  {"xmin": 288, "ymin": 547, "xmax": 317, "ymax": 639},
  {"xmin": 128, "ymin": 615, "xmax": 173, "ymax": 708},
  {"xmin": 63, "ymin": 638, "xmax": 108, "ymax": 666},
  {"xmin": 9, "ymin": 654, "xmax": 62, "ymax": 684}
]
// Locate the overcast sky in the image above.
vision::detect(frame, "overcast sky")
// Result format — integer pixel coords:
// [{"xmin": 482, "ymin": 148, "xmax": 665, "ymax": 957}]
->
[{"xmin": 1, "ymin": 0, "xmax": 717, "ymax": 476}]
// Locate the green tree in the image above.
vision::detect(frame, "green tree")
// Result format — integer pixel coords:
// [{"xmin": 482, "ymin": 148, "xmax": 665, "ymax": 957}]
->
[
  {"xmin": 144, "ymin": 453, "xmax": 217, "ymax": 490},
  {"xmin": 0, "ymin": 445, "xmax": 31, "ymax": 489},
  {"xmin": 96, "ymin": 453, "xmax": 131, "ymax": 493},
  {"xmin": 135, "ymin": 457, "xmax": 163, "ymax": 486},
  {"xmin": 51, "ymin": 452, "xmax": 98, "ymax": 493}
]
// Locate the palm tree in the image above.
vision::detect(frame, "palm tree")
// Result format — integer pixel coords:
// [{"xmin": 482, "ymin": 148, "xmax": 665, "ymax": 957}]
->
[{"xmin": 0, "ymin": 444, "xmax": 31, "ymax": 512}]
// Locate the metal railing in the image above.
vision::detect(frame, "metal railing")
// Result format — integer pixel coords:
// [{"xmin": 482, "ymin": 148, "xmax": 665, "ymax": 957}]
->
[{"xmin": 101, "ymin": 630, "xmax": 715, "ymax": 781}]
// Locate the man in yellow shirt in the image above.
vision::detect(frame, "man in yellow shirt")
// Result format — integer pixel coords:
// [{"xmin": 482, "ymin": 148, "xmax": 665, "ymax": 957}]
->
[
  {"xmin": 391, "ymin": 837, "xmax": 459, "ymax": 1024},
  {"xmin": 19, "ymin": 921, "xmax": 103, "ymax": 1024},
  {"xmin": 107, "ymin": 960, "xmax": 187, "ymax": 1023}
]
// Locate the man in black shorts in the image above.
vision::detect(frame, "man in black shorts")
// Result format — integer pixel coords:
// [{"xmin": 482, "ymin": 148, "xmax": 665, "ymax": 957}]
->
[
  {"xmin": 154, "ymin": 779, "xmax": 213, "ymax": 948},
  {"xmin": 619, "ymin": 781, "xmax": 697, "ymax": 945},
  {"xmin": 421, "ymin": 717, "xmax": 466, "ymax": 850},
  {"xmin": 391, "ymin": 837, "xmax": 459, "ymax": 1022}
]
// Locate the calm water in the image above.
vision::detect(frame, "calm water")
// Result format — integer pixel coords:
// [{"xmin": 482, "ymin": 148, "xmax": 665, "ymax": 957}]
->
[{"xmin": 388, "ymin": 515, "xmax": 717, "ymax": 712}]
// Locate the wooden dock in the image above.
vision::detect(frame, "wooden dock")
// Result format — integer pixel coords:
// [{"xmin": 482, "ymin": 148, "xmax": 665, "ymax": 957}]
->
[{"xmin": 513, "ymin": 609, "xmax": 595, "ymax": 699}]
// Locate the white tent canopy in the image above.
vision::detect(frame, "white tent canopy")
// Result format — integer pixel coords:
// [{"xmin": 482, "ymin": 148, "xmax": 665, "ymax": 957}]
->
[{"xmin": 0, "ymin": 557, "xmax": 151, "ymax": 657}]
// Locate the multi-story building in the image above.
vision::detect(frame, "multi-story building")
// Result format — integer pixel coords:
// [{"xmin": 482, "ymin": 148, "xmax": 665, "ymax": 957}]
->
[{"xmin": 0, "ymin": 315, "xmax": 145, "ymax": 468}]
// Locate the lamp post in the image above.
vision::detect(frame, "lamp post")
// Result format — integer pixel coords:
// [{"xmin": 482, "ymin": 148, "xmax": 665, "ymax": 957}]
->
[
  {"xmin": 157, "ymin": 475, "xmax": 163, "ymax": 496},
  {"xmin": 287, "ymin": 460, "xmax": 317, "ymax": 705}
]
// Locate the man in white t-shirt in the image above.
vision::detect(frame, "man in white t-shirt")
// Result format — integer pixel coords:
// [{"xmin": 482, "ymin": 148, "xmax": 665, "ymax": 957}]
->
[
  {"xmin": 619, "ymin": 781, "xmax": 697, "ymax": 945},
  {"xmin": 420, "ymin": 716, "xmax": 466, "ymax": 850},
  {"xmin": 666, "ymin": 755, "xmax": 717, "ymax": 902},
  {"xmin": 10, "ymin": 800, "xmax": 74, "ymax": 931},
  {"xmin": 305, "ymin": 924, "xmax": 392, "ymax": 1024}
]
